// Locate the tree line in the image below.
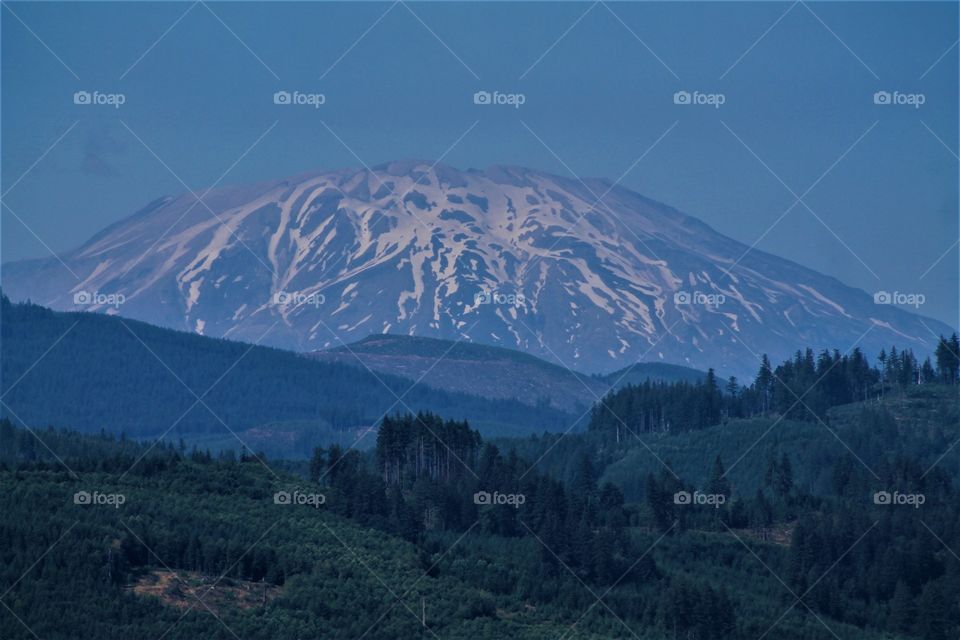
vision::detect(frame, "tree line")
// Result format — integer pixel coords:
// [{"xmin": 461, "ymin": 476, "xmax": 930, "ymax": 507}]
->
[{"xmin": 590, "ymin": 335, "xmax": 960, "ymax": 437}]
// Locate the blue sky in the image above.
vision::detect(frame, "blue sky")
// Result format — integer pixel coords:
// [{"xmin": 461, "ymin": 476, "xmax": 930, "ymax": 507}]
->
[{"xmin": 2, "ymin": 1, "xmax": 957, "ymax": 325}]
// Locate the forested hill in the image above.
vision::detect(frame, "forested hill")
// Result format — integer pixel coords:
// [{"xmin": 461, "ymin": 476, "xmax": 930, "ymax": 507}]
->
[
  {"xmin": 312, "ymin": 333, "xmax": 705, "ymax": 413},
  {"xmin": 502, "ymin": 341, "xmax": 960, "ymax": 500},
  {"xmin": 0, "ymin": 334, "xmax": 957, "ymax": 640},
  {"xmin": 2, "ymin": 380, "xmax": 959, "ymax": 639},
  {"xmin": 0, "ymin": 296, "xmax": 575, "ymax": 446}
]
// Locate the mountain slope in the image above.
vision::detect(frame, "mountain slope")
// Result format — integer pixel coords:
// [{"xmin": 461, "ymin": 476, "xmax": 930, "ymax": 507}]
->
[
  {"xmin": 311, "ymin": 334, "xmax": 705, "ymax": 412},
  {"xmin": 0, "ymin": 296, "xmax": 575, "ymax": 447},
  {"xmin": 3, "ymin": 160, "xmax": 953, "ymax": 379},
  {"xmin": 600, "ymin": 385, "xmax": 960, "ymax": 501}
]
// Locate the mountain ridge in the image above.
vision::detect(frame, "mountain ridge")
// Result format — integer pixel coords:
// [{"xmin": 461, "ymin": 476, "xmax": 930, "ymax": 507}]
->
[
  {"xmin": 0, "ymin": 295, "xmax": 576, "ymax": 449},
  {"xmin": 311, "ymin": 333, "xmax": 705, "ymax": 412}
]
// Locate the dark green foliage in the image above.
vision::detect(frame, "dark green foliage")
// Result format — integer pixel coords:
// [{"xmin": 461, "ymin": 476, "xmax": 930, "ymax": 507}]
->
[
  {"xmin": 3, "ymin": 313, "xmax": 959, "ymax": 640},
  {"xmin": 765, "ymin": 452, "xmax": 794, "ymax": 498},
  {"xmin": 588, "ymin": 341, "xmax": 956, "ymax": 440},
  {"xmin": 657, "ymin": 578, "xmax": 736, "ymax": 640},
  {"xmin": 376, "ymin": 413, "xmax": 481, "ymax": 486},
  {"xmin": 589, "ymin": 367, "xmax": 723, "ymax": 436},
  {"xmin": 0, "ymin": 295, "xmax": 574, "ymax": 447},
  {"xmin": 0, "ymin": 420, "xmax": 668, "ymax": 640},
  {"xmin": 934, "ymin": 333, "xmax": 960, "ymax": 384}
]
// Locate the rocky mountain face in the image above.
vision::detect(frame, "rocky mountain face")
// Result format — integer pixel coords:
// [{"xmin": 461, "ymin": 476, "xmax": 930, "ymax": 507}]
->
[{"xmin": 3, "ymin": 160, "xmax": 951, "ymax": 380}]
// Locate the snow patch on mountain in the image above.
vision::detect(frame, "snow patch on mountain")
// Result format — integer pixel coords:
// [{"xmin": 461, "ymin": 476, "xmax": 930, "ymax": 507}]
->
[{"xmin": 1, "ymin": 161, "xmax": 952, "ymax": 379}]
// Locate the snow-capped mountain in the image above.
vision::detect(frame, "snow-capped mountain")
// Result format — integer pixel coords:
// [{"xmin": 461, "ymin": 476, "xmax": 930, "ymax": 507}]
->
[{"xmin": 2, "ymin": 160, "xmax": 952, "ymax": 379}]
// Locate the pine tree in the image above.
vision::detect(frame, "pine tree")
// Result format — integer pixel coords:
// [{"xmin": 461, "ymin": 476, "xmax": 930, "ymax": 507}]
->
[
  {"xmin": 756, "ymin": 355, "xmax": 774, "ymax": 413},
  {"xmin": 917, "ymin": 580, "xmax": 949, "ymax": 640},
  {"xmin": 765, "ymin": 453, "xmax": 793, "ymax": 499},
  {"xmin": 573, "ymin": 451, "xmax": 597, "ymax": 500},
  {"xmin": 707, "ymin": 456, "xmax": 730, "ymax": 499},
  {"xmin": 935, "ymin": 334, "xmax": 959, "ymax": 383},
  {"xmin": 309, "ymin": 447, "xmax": 326, "ymax": 483},
  {"xmin": 645, "ymin": 473, "xmax": 674, "ymax": 533},
  {"xmin": 776, "ymin": 452, "xmax": 794, "ymax": 498},
  {"xmin": 888, "ymin": 580, "xmax": 915, "ymax": 634},
  {"xmin": 702, "ymin": 368, "xmax": 722, "ymax": 427}
]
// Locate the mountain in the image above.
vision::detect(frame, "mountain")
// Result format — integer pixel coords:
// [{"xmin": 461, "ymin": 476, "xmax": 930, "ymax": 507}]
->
[
  {"xmin": 0, "ymin": 296, "xmax": 575, "ymax": 449},
  {"xmin": 3, "ymin": 160, "xmax": 953, "ymax": 379},
  {"xmin": 311, "ymin": 334, "xmax": 705, "ymax": 413}
]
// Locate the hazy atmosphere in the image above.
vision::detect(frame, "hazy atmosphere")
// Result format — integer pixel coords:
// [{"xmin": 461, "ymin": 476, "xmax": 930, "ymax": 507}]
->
[
  {"xmin": 1, "ymin": 3, "xmax": 958, "ymax": 640},
  {"xmin": 3, "ymin": 2, "xmax": 957, "ymax": 323}
]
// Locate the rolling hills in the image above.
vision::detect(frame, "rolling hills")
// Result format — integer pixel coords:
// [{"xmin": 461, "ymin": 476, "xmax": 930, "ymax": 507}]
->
[{"xmin": 0, "ymin": 295, "xmax": 575, "ymax": 452}]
